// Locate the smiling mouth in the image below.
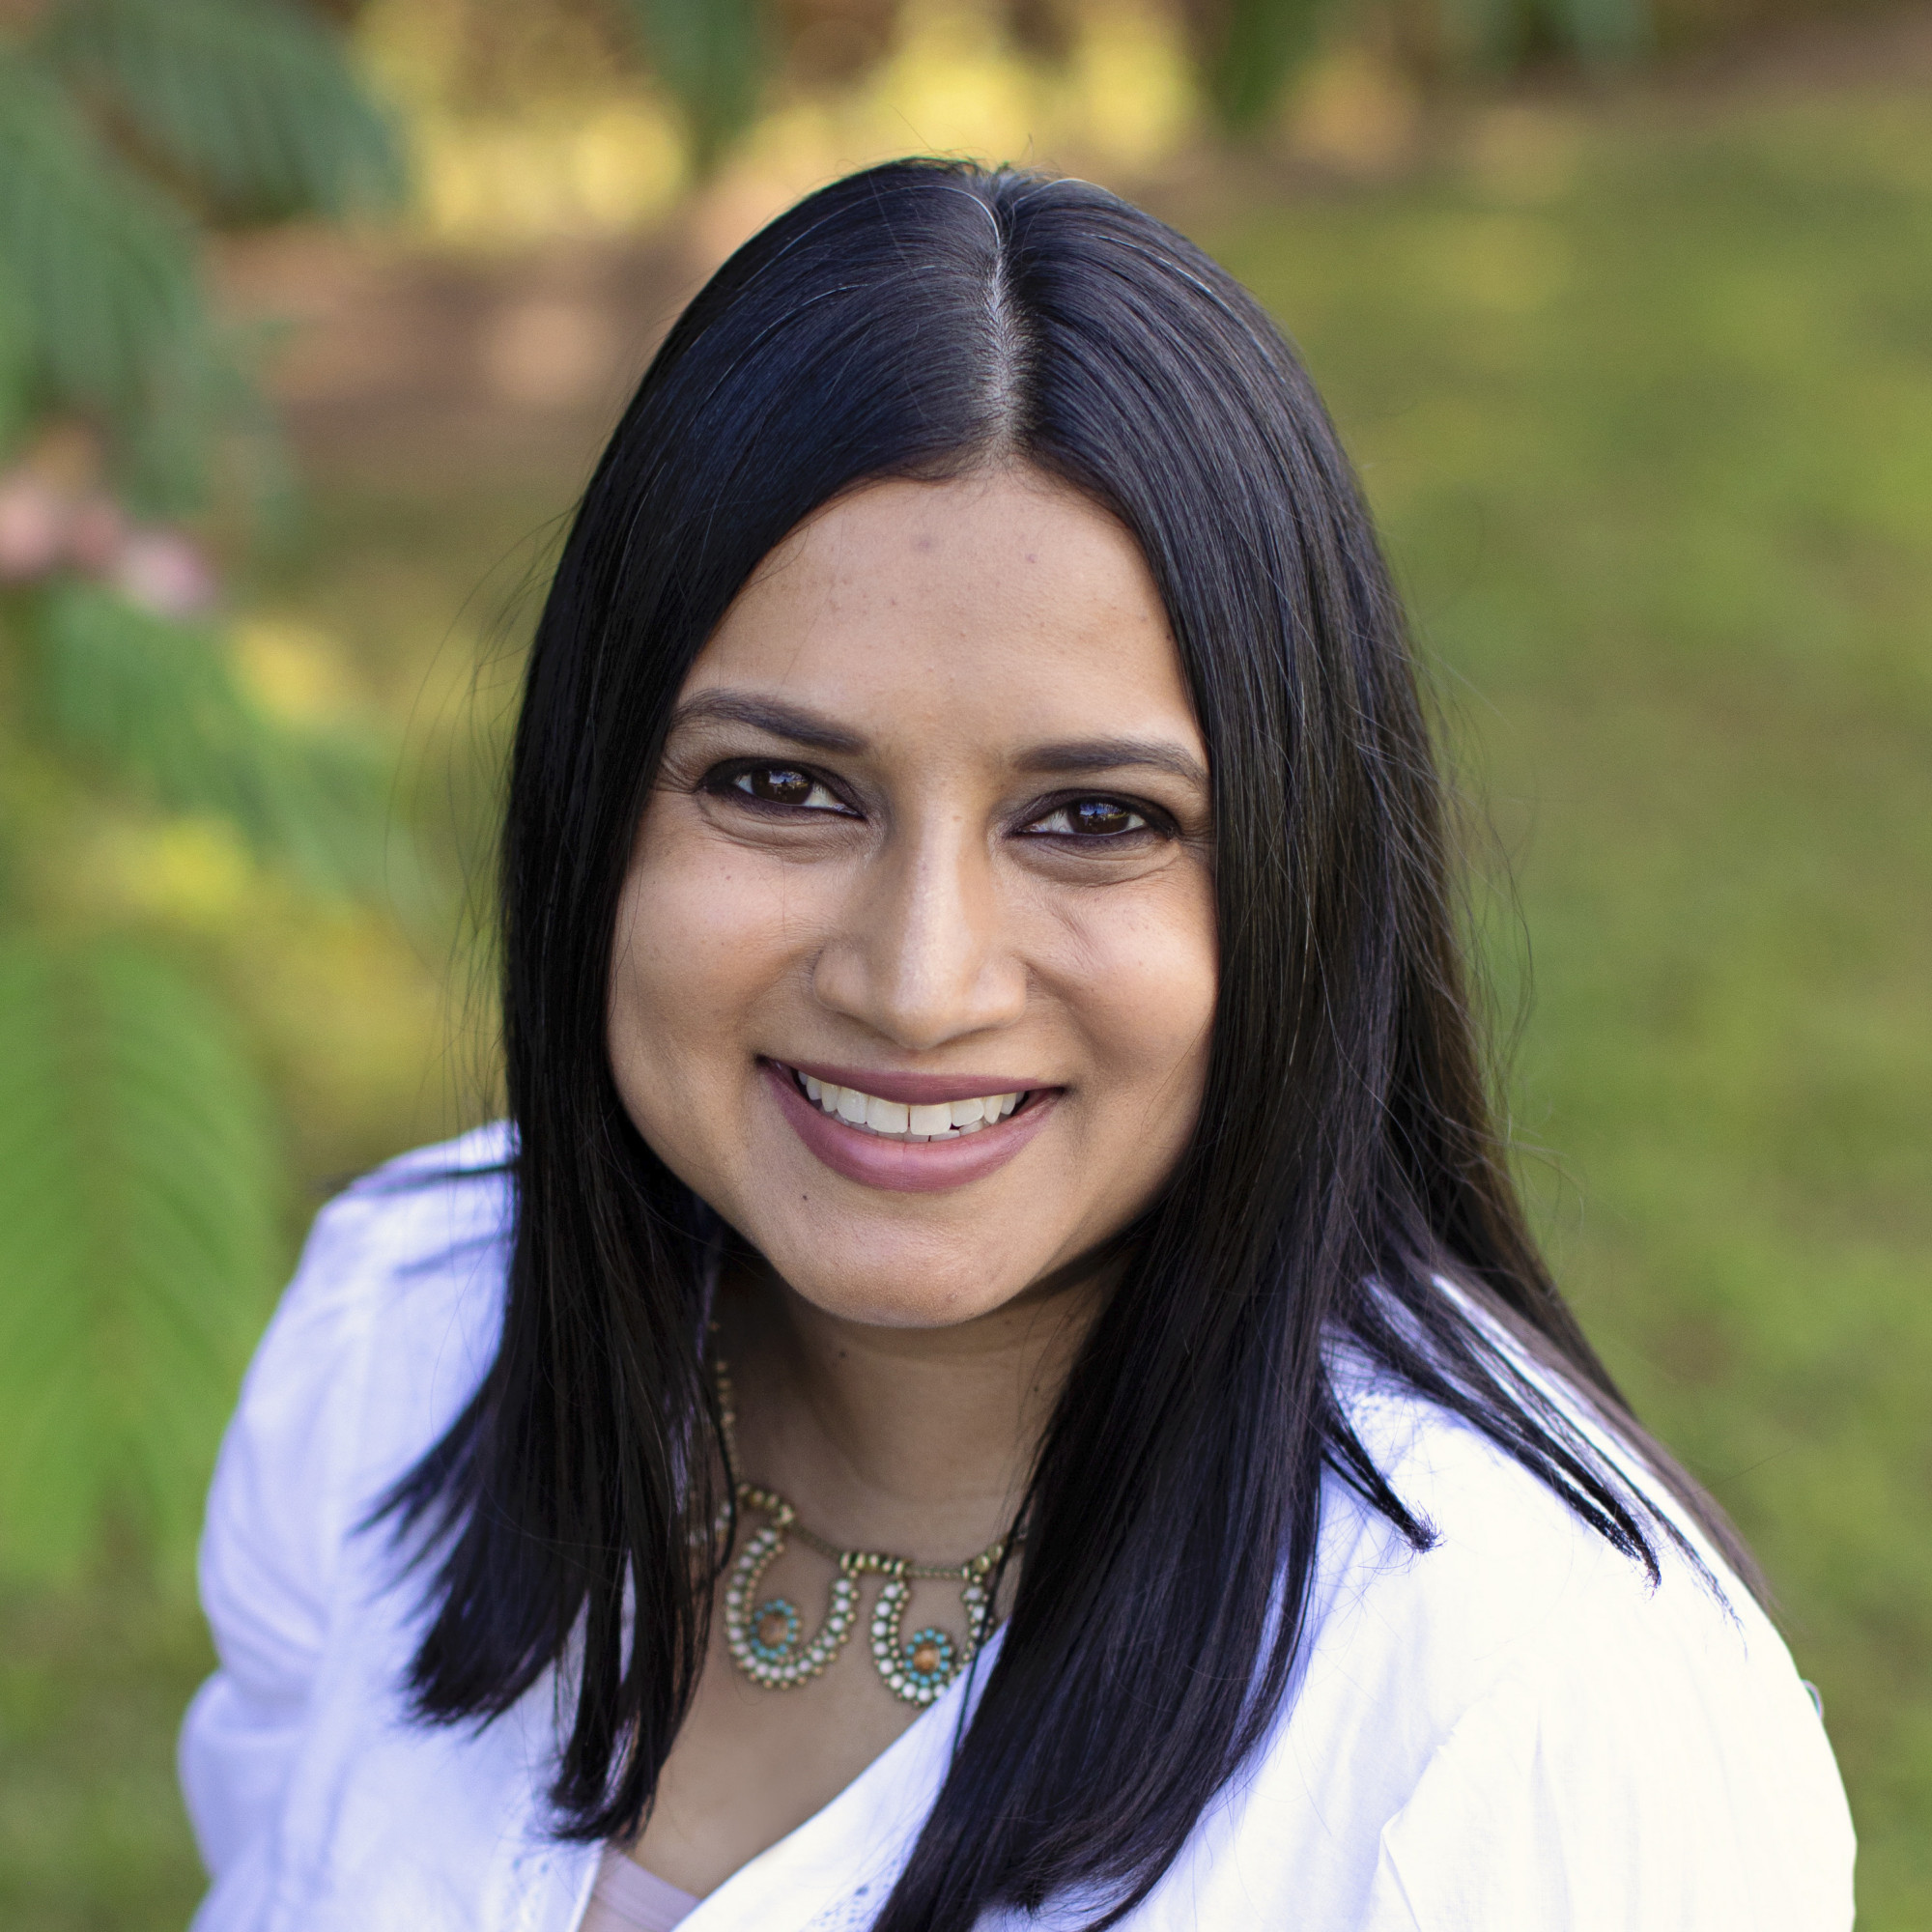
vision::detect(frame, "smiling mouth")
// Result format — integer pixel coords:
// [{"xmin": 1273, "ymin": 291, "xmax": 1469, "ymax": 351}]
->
[{"xmin": 777, "ymin": 1065, "xmax": 1035, "ymax": 1143}]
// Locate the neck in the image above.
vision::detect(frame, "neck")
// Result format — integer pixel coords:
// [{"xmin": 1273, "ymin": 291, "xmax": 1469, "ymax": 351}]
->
[{"xmin": 717, "ymin": 1245, "xmax": 1114, "ymax": 1563}]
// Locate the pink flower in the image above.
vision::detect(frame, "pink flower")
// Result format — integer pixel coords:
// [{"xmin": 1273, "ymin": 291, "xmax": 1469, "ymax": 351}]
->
[
  {"xmin": 0, "ymin": 471, "xmax": 69, "ymax": 581},
  {"xmin": 113, "ymin": 527, "xmax": 219, "ymax": 617}
]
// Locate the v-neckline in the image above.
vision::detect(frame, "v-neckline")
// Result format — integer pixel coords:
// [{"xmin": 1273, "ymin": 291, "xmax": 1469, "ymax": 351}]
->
[{"xmin": 672, "ymin": 1626, "xmax": 1005, "ymax": 1931}]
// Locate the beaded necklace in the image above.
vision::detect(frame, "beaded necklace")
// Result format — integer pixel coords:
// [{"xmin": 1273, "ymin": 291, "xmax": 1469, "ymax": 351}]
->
[{"xmin": 712, "ymin": 1354, "xmax": 1006, "ymax": 1707}]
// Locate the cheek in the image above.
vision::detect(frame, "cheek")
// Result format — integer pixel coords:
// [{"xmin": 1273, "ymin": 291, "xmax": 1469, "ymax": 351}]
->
[
  {"xmin": 606, "ymin": 812, "xmax": 798, "ymax": 1133},
  {"xmin": 1065, "ymin": 872, "xmax": 1218, "ymax": 1130}
]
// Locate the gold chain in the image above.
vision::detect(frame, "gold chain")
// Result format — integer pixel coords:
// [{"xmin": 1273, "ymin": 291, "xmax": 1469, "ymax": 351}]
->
[{"xmin": 711, "ymin": 1354, "xmax": 1006, "ymax": 1705}]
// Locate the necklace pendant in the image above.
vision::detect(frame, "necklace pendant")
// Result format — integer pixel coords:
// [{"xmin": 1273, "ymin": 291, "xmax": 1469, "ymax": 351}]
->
[
  {"xmin": 722, "ymin": 1506, "xmax": 860, "ymax": 1690},
  {"xmin": 868, "ymin": 1568, "xmax": 995, "ymax": 1707}
]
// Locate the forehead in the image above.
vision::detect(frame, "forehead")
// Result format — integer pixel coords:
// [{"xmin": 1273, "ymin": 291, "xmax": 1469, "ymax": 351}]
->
[{"xmin": 681, "ymin": 470, "xmax": 1202, "ymax": 758}]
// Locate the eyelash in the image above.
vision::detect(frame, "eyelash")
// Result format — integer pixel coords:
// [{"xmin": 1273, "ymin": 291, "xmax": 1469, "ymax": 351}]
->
[{"xmin": 701, "ymin": 761, "xmax": 1170, "ymax": 841}]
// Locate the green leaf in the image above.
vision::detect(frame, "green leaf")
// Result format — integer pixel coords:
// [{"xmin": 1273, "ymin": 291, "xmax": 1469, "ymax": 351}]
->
[
  {"xmin": 1434, "ymin": 0, "xmax": 1649, "ymax": 69},
  {"xmin": 117, "ymin": 309, "xmax": 290, "ymax": 522},
  {"xmin": 612, "ymin": 0, "xmax": 766, "ymax": 175},
  {"xmin": 0, "ymin": 48, "xmax": 206, "ymax": 421},
  {"xmin": 29, "ymin": 577, "xmax": 408, "ymax": 902},
  {"xmin": 0, "ymin": 240, "xmax": 33, "ymax": 460},
  {"xmin": 41, "ymin": 0, "xmax": 407, "ymax": 223},
  {"xmin": 1548, "ymin": 0, "xmax": 1649, "ymax": 65},
  {"xmin": 0, "ymin": 933, "xmax": 280, "ymax": 1583},
  {"xmin": 1195, "ymin": 0, "xmax": 1333, "ymax": 135}
]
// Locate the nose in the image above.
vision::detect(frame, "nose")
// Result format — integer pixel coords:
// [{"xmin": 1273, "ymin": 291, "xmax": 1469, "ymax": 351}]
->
[{"xmin": 810, "ymin": 814, "xmax": 1028, "ymax": 1051}]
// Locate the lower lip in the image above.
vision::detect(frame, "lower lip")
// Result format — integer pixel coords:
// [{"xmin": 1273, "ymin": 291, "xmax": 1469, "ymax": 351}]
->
[{"xmin": 762, "ymin": 1061, "xmax": 1059, "ymax": 1194}]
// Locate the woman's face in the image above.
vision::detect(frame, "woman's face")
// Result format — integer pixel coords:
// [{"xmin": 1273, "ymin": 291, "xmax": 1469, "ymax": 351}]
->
[{"xmin": 608, "ymin": 469, "xmax": 1216, "ymax": 1329}]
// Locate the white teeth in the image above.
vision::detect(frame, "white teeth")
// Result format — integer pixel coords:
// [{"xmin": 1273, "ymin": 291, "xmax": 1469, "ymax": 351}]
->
[{"xmin": 789, "ymin": 1069, "xmax": 1032, "ymax": 1143}]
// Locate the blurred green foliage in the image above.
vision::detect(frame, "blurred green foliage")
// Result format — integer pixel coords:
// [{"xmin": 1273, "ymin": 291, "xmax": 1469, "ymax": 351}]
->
[
  {"xmin": 0, "ymin": 0, "xmax": 402, "ymax": 512},
  {"xmin": 1191, "ymin": 0, "xmax": 1343, "ymax": 130},
  {"xmin": 0, "ymin": 937, "xmax": 278, "ymax": 1579},
  {"xmin": 0, "ymin": 1570, "xmax": 214, "ymax": 1931},
  {"xmin": 0, "ymin": 0, "xmax": 407, "ymax": 1590},
  {"xmin": 614, "ymin": 0, "xmax": 769, "ymax": 169}
]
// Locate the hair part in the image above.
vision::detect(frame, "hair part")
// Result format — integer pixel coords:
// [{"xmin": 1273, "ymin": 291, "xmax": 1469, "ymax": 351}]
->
[{"xmin": 383, "ymin": 158, "xmax": 1763, "ymax": 1932}]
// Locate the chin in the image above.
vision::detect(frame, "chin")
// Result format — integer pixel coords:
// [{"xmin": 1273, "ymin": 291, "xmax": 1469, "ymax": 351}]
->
[{"xmin": 758, "ymin": 1236, "xmax": 1029, "ymax": 1330}]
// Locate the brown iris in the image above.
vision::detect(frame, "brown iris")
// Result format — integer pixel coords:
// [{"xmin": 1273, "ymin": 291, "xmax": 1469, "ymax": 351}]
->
[
  {"xmin": 742, "ymin": 766, "xmax": 816, "ymax": 804},
  {"xmin": 1067, "ymin": 799, "xmax": 1135, "ymax": 834}
]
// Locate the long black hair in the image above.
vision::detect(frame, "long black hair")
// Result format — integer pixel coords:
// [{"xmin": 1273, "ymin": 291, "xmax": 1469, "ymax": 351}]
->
[{"xmin": 387, "ymin": 159, "xmax": 1760, "ymax": 1929}]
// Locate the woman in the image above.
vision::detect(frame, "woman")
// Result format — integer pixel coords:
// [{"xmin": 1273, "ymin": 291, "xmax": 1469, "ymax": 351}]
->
[{"xmin": 180, "ymin": 160, "xmax": 1854, "ymax": 1931}]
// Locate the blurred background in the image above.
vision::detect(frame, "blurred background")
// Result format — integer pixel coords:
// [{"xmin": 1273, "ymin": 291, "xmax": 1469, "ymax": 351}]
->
[{"xmin": 0, "ymin": 0, "xmax": 1925, "ymax": 1924}]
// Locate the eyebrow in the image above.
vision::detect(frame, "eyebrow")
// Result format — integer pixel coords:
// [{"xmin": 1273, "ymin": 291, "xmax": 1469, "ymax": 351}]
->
[
  {"xmin": 668, "ymin": 690, "xmax": 868, "ymax": 754},
  {"xmin": 1012, "ymin": 738, "xmax": 1209, "ymax": 790},
  {"xmin": 668, "ymin": 690, "xmax": 1208, "ymax": 790}
]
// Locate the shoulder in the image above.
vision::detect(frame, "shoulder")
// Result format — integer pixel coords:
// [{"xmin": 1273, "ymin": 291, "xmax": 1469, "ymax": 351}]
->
[
  {"xmin": 1230, "ymin": 1365, "xmax": 1856, "ymax": 1929},
  {"xmin": 290, "ymin": 1120, "xmax": 515, "ymax": 1327},
  {"xmin": 1307, "ymin": 1359, "xmax": 1816, "ymax": 1748},
  {"xmin": 279, "ymin": 1121, "xmax": 514, "ymax": 1489},
  {"xmin": 199, "ymin": 1124, "xmax": 516, "ymax": 1622}
]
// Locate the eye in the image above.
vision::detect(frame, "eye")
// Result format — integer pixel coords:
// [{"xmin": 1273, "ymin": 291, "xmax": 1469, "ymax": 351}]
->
[
  {"xmin": 716, "ymin": 762, "xmax": 853, "ymax": 814},
  {"xmin": 1025, "ymin": 797, "xmax": 1151, "ymax": 838}
]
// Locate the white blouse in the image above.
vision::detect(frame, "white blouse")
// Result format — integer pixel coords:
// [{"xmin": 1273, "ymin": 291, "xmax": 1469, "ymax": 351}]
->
[{"xmin": 180, "ymin": 1126, "xmax": 1856, "ymax": 1931}]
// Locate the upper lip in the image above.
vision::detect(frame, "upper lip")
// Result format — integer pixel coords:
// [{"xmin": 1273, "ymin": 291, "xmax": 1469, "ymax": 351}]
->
[{"xmin": 773, "ymin": 1058, "xmax": 1053, "ymax": 1107}]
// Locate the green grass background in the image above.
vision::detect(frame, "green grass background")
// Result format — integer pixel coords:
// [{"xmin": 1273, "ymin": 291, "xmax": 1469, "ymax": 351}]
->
[
  {"xmin": 3, "ymin": 79, "xmax": 1928, "ymax": 1931},
  {"xmin": 1220, "ymin": 89, "xmax": 1932, "ymax": 1924}
]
